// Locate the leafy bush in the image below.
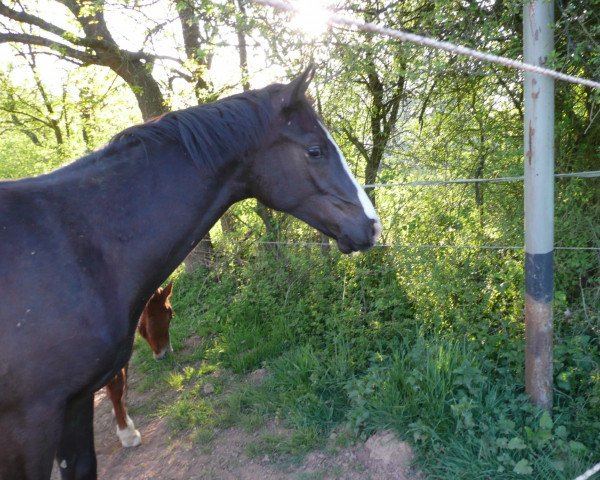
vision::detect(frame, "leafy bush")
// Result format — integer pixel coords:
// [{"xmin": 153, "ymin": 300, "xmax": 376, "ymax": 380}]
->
[{"xmin": 153, "ymin": 244, "xmax": 599, "ymax": 479}]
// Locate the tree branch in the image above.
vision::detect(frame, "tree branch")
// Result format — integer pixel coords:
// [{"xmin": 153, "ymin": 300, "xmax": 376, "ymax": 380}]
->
[
  {"xmin": 337, "ymin": 119, "xmax": 370, "ymax": 164},
  {"xmin": 0, "ymin": 31, "xmax": 97, "ymax": 64},
  {"xmin": 55, "ymin": 0, "xmax": 116, "ymax": 48},
  {"xmin": 0, "ymin": 1, "xmax": 87, "ymax": 46},
  {"xmin": 0, "ymin": 105, "xmax": 54, "ymax": 128},
  {"xmin": 19, "ymin": 49, "xmax": 85, "ymax": 66}
]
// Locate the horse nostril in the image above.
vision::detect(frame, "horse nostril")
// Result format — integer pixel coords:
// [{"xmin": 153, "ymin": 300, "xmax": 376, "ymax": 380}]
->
[{"xmin": 153, "ymin": 347, "xmax": 170, "ymax": 360}]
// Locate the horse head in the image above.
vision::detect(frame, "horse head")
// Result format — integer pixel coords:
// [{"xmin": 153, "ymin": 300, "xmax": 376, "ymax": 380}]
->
[
  {"xmin": 248, "ymin": 66, "xmax": 382, "ymax": 253},
  {"xmin": 137, "ymin": 282, "xmax": 174, "ymax": 360}
]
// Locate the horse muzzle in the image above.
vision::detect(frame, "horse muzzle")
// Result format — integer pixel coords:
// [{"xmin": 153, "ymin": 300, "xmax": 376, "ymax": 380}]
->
[
  {"xmin": 153, "ymin": 343, "xmax": 173, "ymax": 360},
  {"xmin": 336, "ymin": 217, "xmax": 382, "ymax": 253}
]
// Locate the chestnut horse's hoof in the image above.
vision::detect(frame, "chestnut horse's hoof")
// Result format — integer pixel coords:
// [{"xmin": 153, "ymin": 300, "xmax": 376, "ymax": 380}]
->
[{"xmin": 117, "ymin": 416, "xmax": 142, "ymax": 447}]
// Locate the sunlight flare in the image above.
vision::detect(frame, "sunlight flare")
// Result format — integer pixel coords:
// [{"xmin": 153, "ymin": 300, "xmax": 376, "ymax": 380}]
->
[{"xmin": 289, "ymin": 0, "xmax": 333, "ymax": 38}]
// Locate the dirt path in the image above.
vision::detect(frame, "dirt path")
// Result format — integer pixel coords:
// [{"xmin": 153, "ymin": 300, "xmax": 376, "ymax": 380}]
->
[{"xmin": 51, "ymin": 381, "xmax": 423, "ymax": 480}]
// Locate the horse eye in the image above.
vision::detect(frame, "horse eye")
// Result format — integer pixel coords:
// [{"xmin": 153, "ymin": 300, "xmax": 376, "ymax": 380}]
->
[{"xmin": 306, "ymin": 146, "xmax": 323, "ymax": 158}]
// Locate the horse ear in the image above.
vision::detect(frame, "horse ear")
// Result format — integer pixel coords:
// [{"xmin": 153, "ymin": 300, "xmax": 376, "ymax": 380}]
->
[
  {"xmin": 281, "ymin": 64, "xmax": 316, "ymax": 108},
  {"xmin": 162, "ymin": 281, "xmax": 173, "ymax": 300}
]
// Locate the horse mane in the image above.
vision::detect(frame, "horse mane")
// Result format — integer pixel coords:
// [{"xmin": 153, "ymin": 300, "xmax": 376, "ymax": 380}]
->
[{"xmin": 109, "ymin": 88, "xmax": 275, "ymax": 172}]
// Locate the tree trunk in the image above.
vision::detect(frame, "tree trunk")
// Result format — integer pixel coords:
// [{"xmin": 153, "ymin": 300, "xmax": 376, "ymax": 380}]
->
[
  {"xmin": 233, "ymin": 0, "xmax": 277, "ymax": 248},
  {"xmin": 60, "ymin": 0, "xmax": 168, "ymax": 120},
  {"xmin": 114, "ymin": 60, "xmax": 166, "ymax": 120},
  {"xmin": 175, "ymin": 0, "xmax": 217, "ymax": 270}
]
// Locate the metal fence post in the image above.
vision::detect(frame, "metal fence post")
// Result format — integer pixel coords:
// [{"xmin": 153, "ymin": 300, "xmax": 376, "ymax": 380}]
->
[{"xmin": 523, "ymin": 0, "xmax": 555, "ymax": 411}]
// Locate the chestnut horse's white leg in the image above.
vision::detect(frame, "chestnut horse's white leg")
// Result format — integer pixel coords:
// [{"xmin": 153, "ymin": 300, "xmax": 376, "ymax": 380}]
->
[
  {"xmin": 116, "ymin": 414, "xmax": 142, "ymax": 448},
  {"xmin": 105, "ymin": 368, "xmax": 141, "ymax": 448}
]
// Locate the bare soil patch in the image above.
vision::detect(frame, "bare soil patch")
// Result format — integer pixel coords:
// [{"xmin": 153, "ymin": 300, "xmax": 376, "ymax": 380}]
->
[{"xmin": 51, "ymin": 373, "xmax": 423, "ymax": 480}]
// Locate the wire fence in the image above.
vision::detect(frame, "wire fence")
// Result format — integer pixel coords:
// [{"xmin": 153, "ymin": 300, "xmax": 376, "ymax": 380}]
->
[
  {"xmin": 236, "ymin": 1, "xmax": 600, "ymax": 254},
  {"xmin": 243, "ymin": 2, "xmax": 600, "ymax": 478},
  {"xmin": 364, "ymin": 170, "xmax": 600, "ymax": 188},
  {"xmin": 229, "ymin": 0, "xmax": 600, "ymax": 254},
  {"xmin": 200, "ymin": 239, "xmax": 600, "ymax": 252},
  {"xmin": 202, "ymin": 168, "xmax": 600, "ymax": 253},
  {"xmin": 202, "ymin": 170, "xmax": 600, "ymax": 253}
]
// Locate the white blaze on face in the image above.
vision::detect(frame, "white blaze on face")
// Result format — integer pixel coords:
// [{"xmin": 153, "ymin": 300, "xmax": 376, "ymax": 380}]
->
[{"xmin": 318, "ymin": 121, "xmax": 382, "ymax": 243}]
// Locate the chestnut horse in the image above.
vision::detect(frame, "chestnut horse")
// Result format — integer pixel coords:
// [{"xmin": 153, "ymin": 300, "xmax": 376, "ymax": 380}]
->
[
  {"xmin": 105, "ymin": 282, "xmax": 174, "ymax": 448},
  {"xmin": 0, "ymin": 66, "xmax": 381, "ymax": 479}
]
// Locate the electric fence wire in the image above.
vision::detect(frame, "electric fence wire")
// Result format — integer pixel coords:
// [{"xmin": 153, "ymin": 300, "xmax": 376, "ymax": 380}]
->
[
  {"xmin": 199, "ymin": 239, "xmax": 600, "ymax": 252},
  {"xmin": 237, "ymin": 0, "xmax": 600, "ymax": 251},
  {"xmin": 364, "ymin": 170, "xmax": 600, "ymax": 188},
  {"xmin": 250, "ymin": 0, "xmax": 600, "ymax": 90},
  {"xmin": 574, "ymin": 462, "xmax": 600, "ymax": 480},
  {"xmin": 233, "ymin": 0, "xmax": 600, "ymax": 253}
]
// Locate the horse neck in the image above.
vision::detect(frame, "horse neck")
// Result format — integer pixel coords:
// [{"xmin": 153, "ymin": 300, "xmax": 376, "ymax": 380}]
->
[{"xmin": 57, "ymin": 139, "xmax": 247, "ymax": 305}]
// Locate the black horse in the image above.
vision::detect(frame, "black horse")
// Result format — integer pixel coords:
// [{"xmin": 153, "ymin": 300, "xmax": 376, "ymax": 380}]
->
[{"xmin": 0, "ymin": 66, "xmax": 381, "ymax": 480}]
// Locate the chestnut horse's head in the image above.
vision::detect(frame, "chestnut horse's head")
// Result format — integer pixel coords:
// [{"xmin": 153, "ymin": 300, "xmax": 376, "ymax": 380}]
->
[
  {"xmin": 137, "ymin": 282, "xmax": 174, "ymax": 360},
  {"xmin": 247, "ymin": 66, "xmax": 382, "ymax": 253}
]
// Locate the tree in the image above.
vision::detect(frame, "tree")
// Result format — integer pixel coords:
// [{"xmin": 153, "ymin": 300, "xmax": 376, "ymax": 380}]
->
[
  {"xmin": 0, "ymin": 0, "xmax": 171, "ymax": 119},
  {"xmin": 0, "ymin": 0, "xmax": 227, "ymax": 120}
]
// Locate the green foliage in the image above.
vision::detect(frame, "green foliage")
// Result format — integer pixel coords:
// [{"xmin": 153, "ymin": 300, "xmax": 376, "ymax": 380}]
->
[
  {"xmin": 142, "ymin": 243, "xmax": 599, "ymax": 479},
  {"xmin": 0, "ymin": 67, "xmax": 140, "ymax": 180}
]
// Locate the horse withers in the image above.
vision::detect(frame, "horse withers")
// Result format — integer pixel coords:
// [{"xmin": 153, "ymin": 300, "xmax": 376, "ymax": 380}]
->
[
  {"xmin": 105, "ymin": 282, "xmax": 174, "ymax": 448},
  {"xmin": 0, "ymin": 65, "xmax": 381, "ymax": 480}
]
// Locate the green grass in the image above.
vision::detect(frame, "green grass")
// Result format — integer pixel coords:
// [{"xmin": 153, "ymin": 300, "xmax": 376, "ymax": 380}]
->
[{"xmin": 127, "ymin": 247, "xmax": 600, "ymax": 479}]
